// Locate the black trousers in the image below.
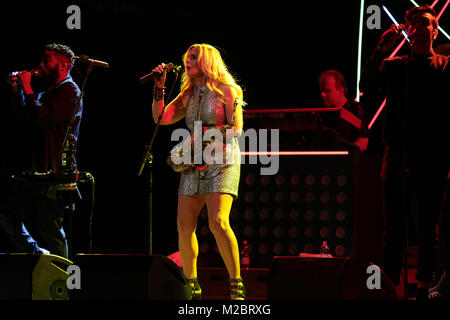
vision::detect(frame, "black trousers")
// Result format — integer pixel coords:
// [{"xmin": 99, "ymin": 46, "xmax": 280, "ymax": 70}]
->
[
  {"xmin": 382, "ymin": 149, "xmax": 449, "ymax": 285},
  {"xmin": 0, "ymin": 180, "xmax": 69, "ymax": 258}
]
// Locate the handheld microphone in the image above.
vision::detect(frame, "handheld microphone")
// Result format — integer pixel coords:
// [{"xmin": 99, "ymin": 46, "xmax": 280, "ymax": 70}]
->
[
  {"xmin": 139, "ymin": 63, "xmax": 182, "ymax": 84},
  {"xmin": 73, "ymin": 55, "xmax": 109, "ymax": 68},
  {"xmin": 8, "ymin": 69, "xmax": 42, "ymax": 81}
]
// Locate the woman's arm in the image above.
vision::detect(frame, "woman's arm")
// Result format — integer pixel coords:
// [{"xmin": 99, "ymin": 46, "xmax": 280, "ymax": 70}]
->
[
  {"xmin": 221, "ymin": 84, "xmax": 243, "ymax": 136},
  {"xmin": 152, "ymin": 90, "xmax": 189, "ymax": 125},
  {"xmin": 151, "ymin": 63, "xmax": 189, "ymax": 125}
]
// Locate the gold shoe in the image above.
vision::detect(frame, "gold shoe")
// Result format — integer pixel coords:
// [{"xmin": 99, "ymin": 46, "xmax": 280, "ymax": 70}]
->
[{"xmin": 230, "ymin": 277, "xmax": 246, "ymax": 300}]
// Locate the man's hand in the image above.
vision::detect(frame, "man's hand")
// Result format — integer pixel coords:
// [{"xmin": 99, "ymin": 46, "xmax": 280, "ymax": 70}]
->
[
  {"xmin": 17, "ymin": 71, "xmax": 34, "ymax": 95},
  {"xmin": 354, "ymin": 137, "xmax": 369, "ymax": 152},
  {"xmin": 376, "ymin": 24, "xmax": 405, "ymax": 54}
]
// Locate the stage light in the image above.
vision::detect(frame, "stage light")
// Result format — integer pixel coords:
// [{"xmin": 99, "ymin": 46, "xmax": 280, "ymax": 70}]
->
[
  {"xmin": 259, "ymin": 226, "xmax": 270, "ymax": 238},
  {"xmin": 289, "ymin": 227, "xmax": 299, "ymax": 239},
  {"xmin": 196, "ymin": 153, "xmax": 355, "ymax": 267},
  {"xmin": 320, "ymin": 209, "xmax": 331, "ymax": 221},
  {"xmin": 243, "ymin": 225, "xmax": 254, "ymax": 238},
  {"xmin": 244, "ymin": 208, "xmax": 255, "ymax": 221},
  {"xmin": 200, "ymin": 242, "xmax": 210, "ymax": 254},
  {"xmin": 289, "ymin": 209, "xmax": 300, "ymax": 221},
  {"xmin": 336, "ymin": 191, "xmax": 347, "ymax": 204},
  {"xmin": 230, "ymin": 207, "xmax": 240, "ymax": 221},
  {"xmin": 200, "ymin": 225, "xmax": 210, "ymax": 237},
  {"xmin": 305, "ymin": 209, "xmax": 315, "ymax": 221},
  {"xmin": 274, "ymin": 208, "xmax": 284, "ymax": 220},
  {"xmin": 437, "ymin": 0, "xmax": 450, "ymax": 20},
  {"xmin": 337, "ymin": 174, "xmax": 347, "ymax": 186},
  {"xmin": 320, "ymin": 192, "xmax": 331, "ymax": 204},
  {"xmin": 336, "ymin": 209, "xmax": 347, "ymax": 222},
  {"xmin": 368, "ymin": 98, "xmax": 386, "ymax": 130},
  {"xmin": 275, "ymin": 174, "xmax": 286, "ymax": 186},
  {"xmin": 356, "ymin": 0, "xmax": 365, "ymax": 102},
  {"xmin": 290, "ymin": 191, "xmax": 301, "ymax": 203},
  {"xmin": 260, "ymin": 175, "xmax": 271, "ymax": 186},
  {"xmin": 273, "ymin": 243, "xmax": 284, "ymax": 255},
  {"xmin": 382, "ymin": 5, "xmax": 410, "ymax": 42},
  {"xmin": 245, "ymin": 174, "xmax": 256, "ymax": 186},
  {"xmin": 275, "ymin": 192, "xmax": 286, "ymax": 203},
  {"xmin": 258, "ymin": 243, "xmax": 269, "ymax": 255},
  {"xmin": 320, "ymin": 226, "xmax": 330, "ymax": 239},
  {"xmin": 304, "ymin": 226, "xmax": 315, "ymax": 239},
  {"xmin": 321, "ymin": 174, "xmax": 331, "ymax": 186},
  {"xmin": 305, "ymin": 174, "xmax": 316, "ymax": 186},
  {"xmin": 259, "ymin": 208, "xmax": 270, "ymax": 220},
  {"xmin": 274, "ymin": 226, "xmax": 284, "ymax": 238},
  {"xmin": 200, "ymin": 208, "xmax": 208, "ymax": 220},
  {"xmin": 290, "ymin": 175, "xmax": 301, "ymax": 186},
  {"xmin": 336, "ymin": 227, "xmax": 347, "ymax": 239},
  {"xmin": 335, "ymin": 245, "xmax": 346, "ymax": 257},
  {"xmin": 305, "ymin": 191, "xmax": 315, "ymax": 203},
  {"xmin": 244, "ymin": 191, "xmax": 255, "ymax": 203},
  {"xmin": 241, "ymin": 151, "xmax": 349, "ymax": 156},
  {"xmin": 304, "ymin": 244, "xmax": 314, "ymax": 253},
  {"xmin": 409, "ymin": 0, "xmax": 450, "ymax": 40},
  {"xmin": 260, "ymin": 191, "xmax": 271, "ymax": 203},
  {"xmin": 288, "ymin": 243, "xmax": 300, "ymax": 255}
]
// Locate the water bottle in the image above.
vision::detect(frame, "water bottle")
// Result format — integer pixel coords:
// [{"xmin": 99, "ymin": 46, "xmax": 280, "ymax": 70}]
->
[
  {"xmin": 320, "ymin": 241, "xmax": 330, "ymax": 257},
  {"xmin": 240, "ymin": 240, "xmax": 250, "ymax": 269}
]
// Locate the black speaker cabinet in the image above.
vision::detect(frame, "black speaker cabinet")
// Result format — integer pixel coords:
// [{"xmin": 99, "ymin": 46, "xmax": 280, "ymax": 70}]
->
[
  {"xmin": 197, "ymin": 153, "xmax": 357, "ymax": 268},
  {"xmin": 71, "ymin": 254, "xmax": 191, "ymax": 300},
  {"xmin": 197, "ymin": 152, "xmax": 385, "ymax": 268},
  {"xmin": 0, "ymin": 253, "xmax": 72, "ymax": 300},
  {"xmin": 268, "ymin": 256, "xmax": 398, "ymax": 300}
]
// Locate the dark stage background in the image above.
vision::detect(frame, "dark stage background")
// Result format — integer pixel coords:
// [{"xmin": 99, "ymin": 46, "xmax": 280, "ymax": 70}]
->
[{"xmin": 1, "ymin": 0, "xmax": 447, "ymax": 258}]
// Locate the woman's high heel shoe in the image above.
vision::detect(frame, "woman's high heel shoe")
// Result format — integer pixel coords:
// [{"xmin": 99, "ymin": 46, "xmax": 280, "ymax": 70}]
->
[
  {"xmin": 230, "ymin": 277, "xmax": 246, "ymax": 300},
  {"xmin": 187, "ymin": 278, "xmax": 202, "ymax": 300}
]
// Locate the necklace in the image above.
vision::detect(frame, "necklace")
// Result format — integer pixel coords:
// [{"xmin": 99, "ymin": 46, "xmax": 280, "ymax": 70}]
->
[{"xmin": 196, "ymin": 86, "xmax": 207, "ymax": 121}]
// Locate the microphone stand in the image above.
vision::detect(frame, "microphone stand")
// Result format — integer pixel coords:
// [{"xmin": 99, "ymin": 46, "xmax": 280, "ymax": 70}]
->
[
  {"xmin": 59, "ymin": 63, "xmax": 94, "ymax": 260},
  {"xmin": 60, "ymin": 64, "xmax": 92, "ymax": 167},
  {"xmin": 137, "ymin": 69, "xmax": 180, "ymax": 255}
]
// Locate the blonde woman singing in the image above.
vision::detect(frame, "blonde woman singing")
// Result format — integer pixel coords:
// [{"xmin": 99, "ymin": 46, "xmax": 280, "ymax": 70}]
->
[{"xmin": 151, "ymin": 44, "xmax": 245, "ymax": 300}]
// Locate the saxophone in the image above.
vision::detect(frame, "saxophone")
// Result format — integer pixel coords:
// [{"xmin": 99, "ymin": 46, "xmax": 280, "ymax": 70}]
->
[{"xmin": 167, "ymin": 126, "xmax": 233, "ymax": 173}]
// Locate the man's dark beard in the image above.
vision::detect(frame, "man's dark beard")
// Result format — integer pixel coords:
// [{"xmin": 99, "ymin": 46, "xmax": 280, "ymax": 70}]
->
[{"xmin": 41, "ymin": 67, "xmax": 59, "ymax": 86}]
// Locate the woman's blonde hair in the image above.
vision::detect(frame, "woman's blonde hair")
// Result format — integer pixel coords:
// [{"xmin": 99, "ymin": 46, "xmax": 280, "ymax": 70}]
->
[{"xmin": 180, "ymin": 43, "xmax": 246, "ymax": 107}]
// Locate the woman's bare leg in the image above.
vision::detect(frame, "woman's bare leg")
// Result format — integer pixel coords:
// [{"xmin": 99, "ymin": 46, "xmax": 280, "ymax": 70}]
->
[
  {"xmin": 177, "ymin": 195, "xmax": 205, "ymax": 279},
  {"xmin": 205, "ymin": 193, "xmax": 241, "ymax": 279}
]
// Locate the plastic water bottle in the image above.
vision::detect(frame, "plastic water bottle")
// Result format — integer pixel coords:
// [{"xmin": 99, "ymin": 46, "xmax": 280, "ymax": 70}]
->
[
  {"xmin": 320, "ymin": 241, "xmax": 330, "ymax": 257},
  {"xmin": 240, "ymin": 240, "xmax": 250, "ymax": 269}
]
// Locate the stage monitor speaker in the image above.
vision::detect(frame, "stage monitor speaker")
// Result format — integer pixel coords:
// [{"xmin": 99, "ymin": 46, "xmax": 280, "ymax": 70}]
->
[
  {"xmin": 71, "ymin": 254, "xmax": 191, "ymax": 300},
  {"xmin": 0, "ymin": 253, "xmax": 72, "ymax": 300},
  {"xmin": 267, "ymin": 256, "xmax": 397, "ymax": 300}
]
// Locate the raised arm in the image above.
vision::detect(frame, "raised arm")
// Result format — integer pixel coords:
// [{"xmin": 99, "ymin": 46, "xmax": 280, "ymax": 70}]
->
[
  {"xmin": 151, "ymin": 63, "xmax": 190, "ymax": 125},
  {"xmin": 359, "ymin": 24, "xmax": 404, "ymax": 96}
]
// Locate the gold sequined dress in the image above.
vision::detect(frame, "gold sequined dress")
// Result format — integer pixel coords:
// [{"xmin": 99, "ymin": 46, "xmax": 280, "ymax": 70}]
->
[{"xmin": 178, "ymin": 85, "xmax": 240, "ymax": 197}]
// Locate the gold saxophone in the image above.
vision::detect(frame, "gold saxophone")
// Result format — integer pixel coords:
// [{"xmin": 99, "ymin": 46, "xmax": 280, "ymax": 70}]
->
[{"xmin": 167, "ymin": 126, "xmax": 232, "ymax": 173}]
